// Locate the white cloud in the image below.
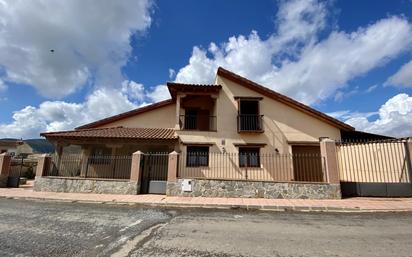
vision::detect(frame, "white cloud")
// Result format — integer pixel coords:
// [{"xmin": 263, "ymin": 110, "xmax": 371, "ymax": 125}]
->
[
  {"xmin": 385, "ymin": 60, "xmax": 412, "ymax": 87},
  {"xmin": 334, "ymin": 87, "xmax": 359, "ymax": 102},
  {"xmin": 168, "ymin": 69, "xmax": 176, "ymax": 79},
  {"xmin": 274, "ymin": 0, "xmax": 327, "ymax": 51},
  {"xmin": 0, "ymin": 88, "xmax": 137, "ymax": 139},
  {"xmin": 0, "ymin": 77, "xmax": 174, "ymax": 138},
  {"xmin": 0, "ymin": 0, "xmax": 152, "ymax": 98},
  {"xmin": 0, "ymin": 0, "xmax": 156, "ymax": 139},
  {"xmin": 121, "ymin": 80, "xmax": 145, "ymax": 102},
  {"xmin": 327, "ymin": 110, "xmax": 377, "ymax": 121},
  {"xmin": 327, "ymin": 110, "xmax": 351, "ymax": 120},
  {"xmin": 0, "ymin": 80, "xmax": 6, "ymax": 91},
  {"xmin": 146, "ymin": 84, "xmax": 171, "ymax": 102},
  {"xmin": 366, "ymin": 84, "xmax": 378, "ymax": 93},
  {"xmin": 175, "ymin": 0, "xmax": 412, "ymax": 105},
  {"xmin": 345, "ymin": 93, "xmax": 412, "ymax": 137}
]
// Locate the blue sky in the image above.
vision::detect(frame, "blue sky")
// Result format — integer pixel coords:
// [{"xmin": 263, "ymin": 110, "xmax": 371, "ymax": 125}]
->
[{"xmin": 0, "ymin": 0, "xmax": 412, "ymax": 138}]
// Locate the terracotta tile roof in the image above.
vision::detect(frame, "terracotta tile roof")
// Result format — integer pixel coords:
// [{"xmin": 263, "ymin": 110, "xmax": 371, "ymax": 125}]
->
[
  {"xmin": 41, "ymin": 127, "xmax": 178, "ymax": 140},
  {"xmin": 217, "ymin": 67, "xmax": 354, "ymax": 131},
  {"xmin": 167, "ymin": 82, "xmax": 222, "ymax": 99},
  {"xmin": 77, "ymin": 99, "xmax": 174, "ymax": 129}
]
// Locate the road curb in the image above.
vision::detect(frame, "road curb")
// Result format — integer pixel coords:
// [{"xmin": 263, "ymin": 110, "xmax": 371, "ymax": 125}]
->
[{"xmin": 1, "ymin": 195, "xmax": 412, "ymax": 213}]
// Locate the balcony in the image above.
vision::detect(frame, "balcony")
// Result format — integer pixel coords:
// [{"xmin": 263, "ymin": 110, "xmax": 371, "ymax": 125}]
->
[
  {"xmin": 237, "ymin": 114, "xmax": 264, "ymax": 132},
  {"xmin": 179, "ymin": 115, "xmax": 217, "ymax": 131}
]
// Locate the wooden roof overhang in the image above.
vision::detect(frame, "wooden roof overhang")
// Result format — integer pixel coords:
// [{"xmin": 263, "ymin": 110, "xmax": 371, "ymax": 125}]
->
[{"xmin": 167, "ymin": 82, "xmax": 222, "ymax": 99}]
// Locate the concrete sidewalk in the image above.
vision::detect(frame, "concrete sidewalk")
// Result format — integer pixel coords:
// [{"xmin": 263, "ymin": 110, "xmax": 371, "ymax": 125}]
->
[{"xmin": 1, "ymin": 181, "xmax": 412, "ymax": 212}]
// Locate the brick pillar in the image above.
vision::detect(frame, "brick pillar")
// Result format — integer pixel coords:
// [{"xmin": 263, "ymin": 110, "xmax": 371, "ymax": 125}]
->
[
  {"xmin": 167, "ymin": 151, "xmax": 179, "ymax": 182},
  {"xmin": 130, "ymin": 151, "xmax": 143, "ymax": 182},
  {"xmin": 0, "ymin": 153, "xmax": 11, "ymax": 187},
  {"xmin": 320, "ymin": 138, "xmax": 340, "ymax": 183},
  {"xmin": 36, "ymin": 154, "xmax": 51, "ymax": 177}
]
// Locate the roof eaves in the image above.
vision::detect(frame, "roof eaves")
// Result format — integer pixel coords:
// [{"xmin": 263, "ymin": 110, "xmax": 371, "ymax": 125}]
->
[{"xmin": 41, "ymin": 127, "xmax": 178, "ymax": 140}]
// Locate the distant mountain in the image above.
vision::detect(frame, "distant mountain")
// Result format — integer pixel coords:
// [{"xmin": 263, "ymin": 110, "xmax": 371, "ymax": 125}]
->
[
  {"xmin": 24, "ymin": 139, "xmax": 55, "ymax": 153},
  {"xmin": 0, "ymin": 138, "xmax": 22, "ymax": 141}
]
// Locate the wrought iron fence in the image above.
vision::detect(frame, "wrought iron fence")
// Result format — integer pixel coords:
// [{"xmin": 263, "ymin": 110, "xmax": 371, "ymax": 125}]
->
[
  {"xmin": 178, "ymin": 152, "xmax": 325, "ymax": 182},
  {"xmin": 179, "ymin": 115, "xmax": 217, "ymax": 131},
  {"xmin": 237, "ymin": 114, "xmax": 264, "ymax": 132},
  {"xmin": 45, "ymin": 154, "xmax": 132, "ymax": 180},
  {"xmin": 336, "ymin": 138, "xmax": 411, "ymax": 183}
]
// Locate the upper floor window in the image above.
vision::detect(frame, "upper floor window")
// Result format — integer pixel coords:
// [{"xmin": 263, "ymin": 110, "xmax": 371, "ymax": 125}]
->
[{"xmin": 236, "ymin": 97, "xmax": 263, "ymax": 132}]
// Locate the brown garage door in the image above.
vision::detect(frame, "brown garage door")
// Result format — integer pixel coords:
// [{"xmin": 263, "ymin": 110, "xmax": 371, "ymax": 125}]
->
[{"xmin": 292, "ymin": 145, "xmax": 324, "ymax": 182}]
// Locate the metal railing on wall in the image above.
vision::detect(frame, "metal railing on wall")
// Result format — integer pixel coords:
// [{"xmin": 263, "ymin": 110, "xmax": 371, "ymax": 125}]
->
[
  {"xmin": 237, "ymin": 114, "xmax": 264, "ymax": 132},
  {"xmin": 178, "ymin": 152, "xmax": 325, "ymax": 183},
  {"xmin": 45, "ymin": 154, "xmax": 132, "ymax": 180},
  {"xmin": 336, "ymin": 138, "xmax": 411, "ymax": 183}
]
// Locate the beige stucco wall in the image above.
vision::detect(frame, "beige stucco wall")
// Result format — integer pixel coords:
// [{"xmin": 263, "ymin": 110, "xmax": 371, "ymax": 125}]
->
[
  {"xmin": 177, "ymin": 75, "xmax": 341, "ymax": 154},
  {"xmin": 98, "ymin": 104, "xmax": 176, "ymax": 129}
]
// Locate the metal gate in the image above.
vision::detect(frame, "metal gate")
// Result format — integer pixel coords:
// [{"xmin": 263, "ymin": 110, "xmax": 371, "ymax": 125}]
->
[
  {"xmin": 140, "ymin": 153, "xmax": 169, "ymax": 194},
  {"xmin": 7, "ymin": 156, "xmax": 37, "ymax": 187},
  {"xmin": 337, "ymin": 139, "xmax": 412, "ymax": 197}
]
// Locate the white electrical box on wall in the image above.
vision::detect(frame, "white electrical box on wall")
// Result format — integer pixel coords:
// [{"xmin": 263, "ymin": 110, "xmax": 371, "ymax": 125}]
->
[{"xmin": 182, "ymin": 179, "xmax": 192, "ymax": 192}]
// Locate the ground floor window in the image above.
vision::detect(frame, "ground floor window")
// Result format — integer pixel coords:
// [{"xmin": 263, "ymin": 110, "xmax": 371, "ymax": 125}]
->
[
  {"xmin": 239, "ymin": 147, "xmax": 260, "ymax": 167},
  {"xmin": 186, "ymin": 146, "xmax": 209, "ymax": 167}
]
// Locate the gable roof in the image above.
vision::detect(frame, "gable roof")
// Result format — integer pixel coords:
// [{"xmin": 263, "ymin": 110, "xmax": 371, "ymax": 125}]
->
[
  {"xmin": 77, "ymin": 99, "xmax": 174, "ymax": 129},
  {"xmin": 217, "ymin": 67, "xmax": 354, "ymax": 131},
  {"xmin": 42, "ymin": 127, "xmax": 177, "ymax": 140},
  {"xmin": 77, "ymin": 68, "xmax": 354, "ymax": 131}
]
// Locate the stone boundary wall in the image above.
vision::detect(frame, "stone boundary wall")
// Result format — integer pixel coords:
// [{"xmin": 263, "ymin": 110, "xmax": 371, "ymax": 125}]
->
[
  {"xmin": 34, "ymin": 177, "xmax": 139, "ymax": 195},
  {"xmin": 167, "ymin": 179, "xmax": 341, "ymax": 199}
]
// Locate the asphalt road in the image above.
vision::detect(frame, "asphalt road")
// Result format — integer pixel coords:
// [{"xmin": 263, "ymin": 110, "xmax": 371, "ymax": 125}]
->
[{"xmin": 0, "ymin": 198, "xmax": 411, "ymax": 257}]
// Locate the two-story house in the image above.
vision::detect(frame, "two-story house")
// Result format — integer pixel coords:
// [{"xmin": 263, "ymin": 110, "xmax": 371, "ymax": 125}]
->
[{"xmin": 39, "ymin": 67, "xmax": 374, "ymax": 198}]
